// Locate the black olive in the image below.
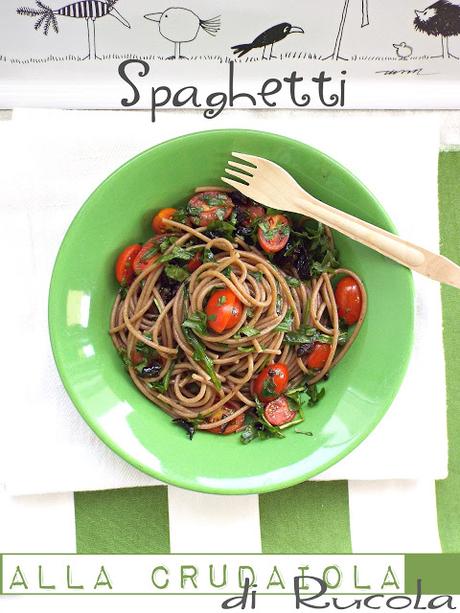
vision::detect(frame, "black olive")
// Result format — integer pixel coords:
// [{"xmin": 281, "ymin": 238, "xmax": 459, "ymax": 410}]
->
[
  {"xmin": 139, "ymin": 361, "xmax": 162, "ymax": 378},
  {"xmin": 172, "ymin": 419, "xmax": 196, "ymax": 440},
  {"xmin": 235, "ymin": 225, "xmax": 253, "ymax": 237},
  {"xmin": 296, "ymin": 343, "xmax": 314, "ymax": 357},
  {"xmin": 322, "ymin": 372, "xmax": 330, "ymax": 381},
  {"xmin": 255, "ymin": 421, "xmax": 264, "ymax": 431}
]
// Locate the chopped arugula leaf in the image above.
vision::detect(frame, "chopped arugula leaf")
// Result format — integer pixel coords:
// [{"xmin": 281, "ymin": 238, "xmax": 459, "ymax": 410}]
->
[
  {"xmin": 182, "ymin": 327, "xmax": 221, "ymax": 391},
  {"xmin": 237, "ymin": 346, "xmax": 256, "ymax": 353},
  {"xmin": 182, "ymin": 311, "xmax": 208, "ymax": 335},
  {"xmin": 149, "ymin": 360, "xmax": 175, "ymax": 394},
  {"xmin": 234, "ymin": 325, "xmax": 259, "ymax": 339},
  {"xmin": 306, "ymin": 383, "xmax": 326, "ymax": 407},
  {"xmin": 274, "ymin": 309, "xmax": 294, "ymax": 332},
  {"xmin": 222, "ymin": 266, "xmax": 232, "ymax": 278},
  {"xmin": 206, "ymin": 220, "xmax": 236, "ymax": 241},
  {"xmin": 159, "ymin": 246, "xmax": 194, "ymax": 263},
  {"xmin": 202, "ymin": 248, "xmax": 215, "ymax": 263},
  {"xmin": 284, "ymin": 327, "xmax": 349, "ymax": 346},
  {"xmin": 159, "ymin": 236, "xmax": 177, "ymax": 253},
  {"xmin": 249, "ymin": 271, "xmax": 263, "ymax": 282},
  {"xmin": 172, "ymin": 208, "xmax": 188, "ymax": 224},
  {"xmin": 165, "ymin": 265, "xmax": 190, "ymax": 282},
  {"xmin": 218, "ymin": 295, "xmax": 227, "ymax": 305},
  {"xmin": 261, "ymin": 375, "xmax": 277, "ymax": 399},
  {"xmin": 285, "ymin": 275, "xmax": 301, "ymax": 287}
]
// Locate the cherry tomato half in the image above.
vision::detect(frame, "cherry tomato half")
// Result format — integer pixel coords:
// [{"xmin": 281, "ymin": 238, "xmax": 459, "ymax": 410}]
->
[
  {"xmin": 207, "ymin": 405, "xmax": 245, "ymax": 435},
  {"xmin": 264, "ymin": 396, "xmax": 297, "ymax": 427},
  {"xmin": 115, "ymin": 244, "xmax": 142, "ymax": 285},
  {"xmin": 186, "ymin": 251, "xmax": 202, "ymax": 273},
  {"xmin": 239, "ymin": 205, "xmax": 266, "ymax": 227},
  {"xmin": 335, "ymin": 276, "xmax": 362, "ymax": 325},
  {"xmin": 253, "ymin": 363, "xmax": 289, "ymax": 403},
  {"xmin": 188, "ymin": 191, "xmax": 234, "ymax": 227},
  {"xmin": 133, "ymin": 237, "xmax": 161, "ymax": 275},
  {"xmin": 257, "ymin": 214, "xmax": 290, "ymax": 254},
  {"xmin": 205, "ymin": 288, "xmax": 243, "ymax": 334},
  {"xmin": 152, "ymin": 208, "xmax": 177, "ymax": 234},
  {"xmin": 306, "ymin": 343, "xmax": 331, "ymax": 370}
]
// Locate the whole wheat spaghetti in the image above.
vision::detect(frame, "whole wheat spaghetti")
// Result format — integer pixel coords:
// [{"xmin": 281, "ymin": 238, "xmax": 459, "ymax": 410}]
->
[{"xmin": 110, "ymin": 188, "xmax": 367, "ymax": 441}]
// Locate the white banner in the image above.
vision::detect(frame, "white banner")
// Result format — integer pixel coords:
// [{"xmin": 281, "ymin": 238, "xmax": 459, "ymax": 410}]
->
[{"xmin": 1, "ymin": 0, "xmax": 460, "ymax": 109}]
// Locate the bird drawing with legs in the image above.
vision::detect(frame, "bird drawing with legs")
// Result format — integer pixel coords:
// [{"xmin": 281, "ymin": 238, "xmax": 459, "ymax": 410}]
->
[
  {"xmin": 17, "ymin": 0, "xmax": 130, "ymax": 60},
  {"xmin": 144, "ymin": 7, "xmax": 220, "ymax": 59},
  {"xmin": 414, "ymin": 0, "xmax": 460, "ymax": 59},
  {"xmin": 231, "ymin": 22, "xmax": 304, "ymax": 60}
]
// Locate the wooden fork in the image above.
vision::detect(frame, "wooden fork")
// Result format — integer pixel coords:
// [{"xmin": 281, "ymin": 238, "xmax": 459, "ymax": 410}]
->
[{"xmin": 221, "ymin": 152, "xmax": 460, "ymax": 289}]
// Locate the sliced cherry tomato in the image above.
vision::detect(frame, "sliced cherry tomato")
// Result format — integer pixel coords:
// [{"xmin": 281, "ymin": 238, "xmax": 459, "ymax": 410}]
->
[
  {"xmin": 131, "ymin": 350, "xmax": 144, "ymax": 366},
  {"xmin": 133, "ymin": 237, "xmax": 161, "ymax": 275},
  {"xmin": 253, "ymin": 363, "xmax": 289, "ymax": 403},
  {"xmin": 264, "ymin": 396, "xmax": 297, "ymax": 426},
  {"xmin": 207, "ymin": 405, "xmax": 245, "ymax": 435},
  {"xmin": 335, "ymin": 276, "xmax": 362, "ymax": 325},
  {"xmin": 186, "ymin": 251, "xmax": 202, "ymax": 273},
  {"xmin": 257, "ymin": 214, "xmax": 290, "ymax": 254},
  {"xmin": 306, "ymin": 343, "xmax": 331, "ymax": 370},
  {"xmin": 239, "ymin": 205, "xmax": 266, "ymax": 227},
  {"xmin": 115, "ymin": 244, "xmax": 142, "ymax": 285},
  {"xmin": 152, "ymin": 208, "xmax": 177, "ymax": 234},
  {"xmin": 205, "ymin": 288, "xmax": 243, "ymax": 334},
  {"xmin": 188, "ymin": 191, "xmax": 234, "ymax": 227}
]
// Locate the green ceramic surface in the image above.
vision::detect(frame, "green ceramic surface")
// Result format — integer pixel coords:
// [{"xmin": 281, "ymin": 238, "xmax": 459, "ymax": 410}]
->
[{"xmin": 49, "ymin": 129, "xmax": 414, "ymax": 495}]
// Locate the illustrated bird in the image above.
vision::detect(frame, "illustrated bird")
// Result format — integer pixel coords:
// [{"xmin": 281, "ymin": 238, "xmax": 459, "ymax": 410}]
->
[
  {"xmin": 414, "ymin": 0, "xmax": 460, "ymax": 59},
  {"xmin": 144, "ymin": 7, "xmax": 220, "ymax": 59},
  {"xmin": 231, "ymin": 22, "xmax": 304, "ymax": 60},
  {"xmin": 17, "ymin": 0, "xmax": 130, "ymax": 60},
  {"xmin": 393, "ymin": 41, "xmax": 413, "ymax": 59}
]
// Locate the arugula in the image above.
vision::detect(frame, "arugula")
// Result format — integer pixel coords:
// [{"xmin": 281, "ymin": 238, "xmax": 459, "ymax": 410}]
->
[
  {"xmin": 149, "ymin": 360, "xmax": 175, "ymax": 394},
  {"xmin": 159, "ymin": 246, "xmax": 194, "ymax": 263},
  {"xmin": 274, "ymin": 309, "xmax": 294, "ymax": 333},
  {"xmin": 249, "ymin": 271, "xmax": 263, "ymax": 282},
  {"xmin": 172, "ymin": 208, "xmax": 188, "ymax": 224},
  {"xmin": 141, "ymin": 244, "xmax": 160, "ymax": 262},
  {"xmin": 237, "ymin": 346, "xmax": 256, "ymax": 354},
  {"xmin": 182, "ymin": 311, "xmax": 208, "ymax": 335},
  {"xmin": 234, "ymin": 325, "xmax": 259, "ymax": 339},
  {"xmin": 202, "ymin": 247, "xmax": 215, "ymax": 263},
  {"xmin": 284, "ymin": 327, "xmax": 349, "ymax": 346},
  {"xmin": 206, "ymin": 220, "xmax": 236, "ymax": 241},
  {"xmin": 159, "ymin": 236, "xmax": 177, "ymax": 253},
  {"xmin": 239, "ymin": 398, "xmax": 285, "ymax": 445},
  {"xmin": 285, "ymin": 275, "xmax": 301, "ymax": 288},
  {"xmin": 261, "ymin": 375, "xmax": 277, "ymax": 399},
  {"xmin": 165, "ymin": 265, "xmax": 190, "ymax": 282},
  {"xmin": 222, "ymin": 266, "xmax": 232, "ymax": 278},
  {"xmin": 182, "ymin": 327, "xmax": 222, "ymax": 391},
  {"xmin": 258, "ymin": 218, "xmax": 290, "ymax": 241},
  {"xmin": 306, "ymin": 383, "xmax": 326, "ymax": 407}
]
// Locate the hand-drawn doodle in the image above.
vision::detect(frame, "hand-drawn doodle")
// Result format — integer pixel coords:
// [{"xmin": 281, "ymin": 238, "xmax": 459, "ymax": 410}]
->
[
  {"xmin": 231, "ymin": 22, "xmax": 304, "ymax": 60},
  {"xmin": 17, "ymin": 0, "xmax": 130, "ymax": 60},
  {"xmin": 414, "ymin": 1, "xmax": 460, "ymax": 59},
  {"xmin": 144, "ymin": 8, "xmax": 220, "ymax": 59},
  {"xmin": 323, "ymin": 0, "xmax": 369, "ymax": 61},
  {"xmin": 393, "ymin": 41, "xmax": 414, "ymax": 59}
]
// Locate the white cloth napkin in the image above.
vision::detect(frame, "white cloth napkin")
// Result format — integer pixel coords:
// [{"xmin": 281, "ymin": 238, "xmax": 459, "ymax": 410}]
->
[{"xmin": 0, "ymin": 108, "xmax": 447, "ymax": 495}]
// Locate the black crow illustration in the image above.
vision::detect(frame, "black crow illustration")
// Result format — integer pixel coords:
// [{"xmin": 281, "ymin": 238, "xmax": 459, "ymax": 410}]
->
[
  {"xmin": 231, "ymin": 22, "xmax": 304, "ymax": 60},
  {"xmin": 414, "ymin": 0, "xmax": 460, "ymax": 59}
]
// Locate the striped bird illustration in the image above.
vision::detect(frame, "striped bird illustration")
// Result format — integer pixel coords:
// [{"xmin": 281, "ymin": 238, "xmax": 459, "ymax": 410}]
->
[{"xmin": 17, "ymin": 0, "xmax": 130, "ymax": 60}]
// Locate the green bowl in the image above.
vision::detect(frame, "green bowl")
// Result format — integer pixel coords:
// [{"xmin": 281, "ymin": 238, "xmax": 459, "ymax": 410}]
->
[{"xmin": 49, "ymin": 129, "xmax": 414, "ymax": 495}]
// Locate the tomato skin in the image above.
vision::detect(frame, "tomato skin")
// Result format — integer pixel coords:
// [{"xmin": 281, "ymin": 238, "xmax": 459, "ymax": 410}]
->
[
  {"xmin": 186, "ymin": 251, "xmax": 202, "ymax": 273},
  {"xmin": 239, "ymin": 205, "xmax": 265, "ymax": 226},
  {"xmin": 205, "ymin": 289, "xmax": 243, "ymax": 334},
  {"xmin": 188, "ymin": 191, "xmax": 234, "ymax": 227},
  {"xmin": 115, "ymin": 244, "xmax": 142, "ymax": 285},
  {"xmin": 264, "ymin": 396, "xmax": 296, "ymax": 426},
  {"xmin": 208, "ymin": 405, "xmax": 245, "ymax": 435},
  {"xmin": 133, "ymin": 237, "xmax": 161, "ymax": 275},
  {"xmin": 257, "ymin": 214, "xmax": 290, "ymax": 254},
  {"xmin": 253, "ymin": 363, "xmax": 289, "ymax": 403},
  {"xmin": 152, "ymin": 208, "xmax": 177, "ymax": 234},
  {"xmin": 306, "ymin": 343, "xmax": 331, "ymax": 370},
  {"xmin": 335, "ymin": 276, "xmax": 362, "ymax": 325}
]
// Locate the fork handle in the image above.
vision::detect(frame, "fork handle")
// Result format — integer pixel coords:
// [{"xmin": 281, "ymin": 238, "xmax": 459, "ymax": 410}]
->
[{"xmin": 293, "ymin": 193, "xmax": 460, "ymax": 289}]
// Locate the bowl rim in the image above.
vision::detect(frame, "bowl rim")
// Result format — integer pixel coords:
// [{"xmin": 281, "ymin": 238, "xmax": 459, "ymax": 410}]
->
[{"xmin": 48, "ymin": 128, "xmax": 415, "ymax": 495}]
